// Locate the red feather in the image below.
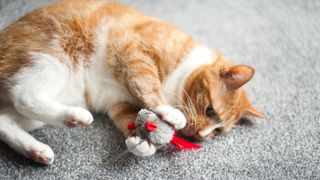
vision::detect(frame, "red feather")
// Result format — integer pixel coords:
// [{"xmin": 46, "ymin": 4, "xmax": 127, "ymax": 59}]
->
[{"xmin": 170, "ymin": 135, "xmax": 201, "ymax": 150}]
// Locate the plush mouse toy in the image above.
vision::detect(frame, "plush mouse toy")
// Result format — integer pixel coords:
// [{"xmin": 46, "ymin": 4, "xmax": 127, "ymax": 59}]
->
[
  {"xmin": 110, "ymin": 109, "xmax": 200, "ymax": 163},
  {"xmin": 127, "ymin": 109, "xmax": 201, "ymax": 150}
]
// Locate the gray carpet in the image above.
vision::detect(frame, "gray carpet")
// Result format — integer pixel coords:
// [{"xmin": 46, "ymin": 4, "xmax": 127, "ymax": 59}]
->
[{"xmin": 1, "ymin": 0, "xmax": 320, "ymax": 179}]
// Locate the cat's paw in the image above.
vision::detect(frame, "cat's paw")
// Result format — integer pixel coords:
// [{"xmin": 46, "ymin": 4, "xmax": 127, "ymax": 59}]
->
[
  {"xmin": 125, "ymin": 136, "xmax": 156, "ymax": 156},
  {"xmin": 152, "ymin": 105, "xmax": 186, "ymax": 130},
  {"xmin": 26, "ymin": 144, "xmax": 54, "ymax": 165},
  {"xmin": 64, "ymin": 107, "xmax": 94, "ymax": 128}
]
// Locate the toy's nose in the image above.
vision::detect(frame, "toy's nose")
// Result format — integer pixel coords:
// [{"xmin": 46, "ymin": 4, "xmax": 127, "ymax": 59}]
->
[{"xmin": 145, "ymin": 121, "xmax": 158, "ymax": 131}]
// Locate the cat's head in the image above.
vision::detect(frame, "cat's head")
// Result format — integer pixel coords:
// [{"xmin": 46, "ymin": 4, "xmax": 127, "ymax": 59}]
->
[{"xmin": 179, "ymin": 53, "xmax": 263, "ymax": 140}]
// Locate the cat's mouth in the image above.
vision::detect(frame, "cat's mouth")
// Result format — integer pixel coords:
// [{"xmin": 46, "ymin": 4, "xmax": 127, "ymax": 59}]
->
[{"xmin": 194, "ymin": 123, "xmax": 224, "ymax": 140}]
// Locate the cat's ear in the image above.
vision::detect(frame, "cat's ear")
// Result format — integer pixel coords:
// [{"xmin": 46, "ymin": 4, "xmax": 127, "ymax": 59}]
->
[{"xmin": 220, "ymin": 65, "xmax": 255, "ymax": 90}]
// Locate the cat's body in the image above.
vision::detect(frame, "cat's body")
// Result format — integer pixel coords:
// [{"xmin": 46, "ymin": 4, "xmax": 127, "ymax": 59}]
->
[{"xmin": 0, "ymin": 0, "xmax": 262, "ymax": 165}]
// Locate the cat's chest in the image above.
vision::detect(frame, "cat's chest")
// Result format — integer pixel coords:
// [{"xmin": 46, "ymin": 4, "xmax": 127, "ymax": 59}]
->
[
  {"xmin": 83, "ymin": 23, "xmax": 136, "ymax": 113},
  {"xmin": 56, "ymin": 69, "xmax": 87, "ymax": 108},
  {"xmin": 85, "ymin": 61, "xmax": 135, "ymax": 113}
]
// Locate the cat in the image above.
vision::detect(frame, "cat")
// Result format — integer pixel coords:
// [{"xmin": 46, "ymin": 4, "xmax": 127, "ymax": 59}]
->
[{"xmin": 0, "ymin": 0, "xmax": 263, "ymax": 165}]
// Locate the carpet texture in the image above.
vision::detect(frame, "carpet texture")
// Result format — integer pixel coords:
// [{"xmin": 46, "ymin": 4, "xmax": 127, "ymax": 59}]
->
[{"xmin": 0, "ymin": 0, "xmax": 319, "ymax": 179}]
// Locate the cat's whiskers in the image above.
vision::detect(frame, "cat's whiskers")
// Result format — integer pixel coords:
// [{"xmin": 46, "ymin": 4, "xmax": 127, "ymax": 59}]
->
[
  {"xmin": 176, "ymin": 93, "xmax": 197, "ymax": 122},
  {"xmin": 182, "ymin": 89, "xmax": 199, "ymax": 129},
  {"xmin": 182, "ymin": 89, "xmax": 197, "ymax": 117},
  {"xmin": 173, "ymin": 99, "xmax": 195, "ymax": 122},
  {"xmin": 167, "ymin": 91, "xmax": 193, "ymax": 119},
  {"xmin": 175, "ymin": 105, "xmax": 195, "ymax": 132},
  {"xmin": 169, "ymin": 92, "xmax": 197, "ymax": 132}
]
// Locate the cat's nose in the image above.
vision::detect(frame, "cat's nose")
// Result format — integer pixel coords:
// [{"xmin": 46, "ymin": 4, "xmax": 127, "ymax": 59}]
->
[
  {"xmin": 194, "ymin": 132, "xmax": 213, "ymax": 140},
  {"xmin": 196, "ymin": 123, "xmax": 224, "ymax": 140}
]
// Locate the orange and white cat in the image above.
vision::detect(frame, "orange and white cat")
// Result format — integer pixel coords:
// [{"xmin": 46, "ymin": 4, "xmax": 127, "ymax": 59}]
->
[{"xmin": 0, "ymin": 0, "xmax": 263, "ymax": 165}]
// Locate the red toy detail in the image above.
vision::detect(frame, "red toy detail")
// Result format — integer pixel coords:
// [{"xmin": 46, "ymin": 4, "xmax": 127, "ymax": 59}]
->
[
  {"xmin": 145, "ymin": 121, "xmax": 158, "ymax": 131},
  {"xmin": 128, "ymin": 122, "xmax": 136, "ymax": 130},
  {"xmin": 170, "ymin": 135, "xmax": 201, "ymax": 150}
]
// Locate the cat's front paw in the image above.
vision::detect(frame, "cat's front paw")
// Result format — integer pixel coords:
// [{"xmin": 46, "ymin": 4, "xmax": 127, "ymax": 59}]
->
[
  {"xmin": 64, "ymin": 107, "xmax": 94, "ymax": 128},
  {"xmin": 152, "ymin": 105, "xmax": 186, "ymax": 130},
  {"xmin": 125, "ymin": 136, "xmax": 156, "ymax": 156}
]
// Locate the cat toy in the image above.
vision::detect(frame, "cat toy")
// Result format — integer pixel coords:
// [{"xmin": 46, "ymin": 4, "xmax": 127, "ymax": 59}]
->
[
  {"xmin": 129, "ymin": 109, "xmax": 201, "ymax": 149},
  {"xmin": 111, "ymin": 109, "xmax": 201, "ymax": 163}
]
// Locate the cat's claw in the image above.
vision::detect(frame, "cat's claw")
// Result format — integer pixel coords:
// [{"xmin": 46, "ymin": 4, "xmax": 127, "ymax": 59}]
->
[
  {"xmin": 152, "ymin": 105, "xmax": 186, "ymax": 130},
  {"xmin": 64, "ymin": 107, "xmax": 94, "ymax": 128},
  {"xmin": 125, "ymin": 136, "xmax": 156, "ymax": 156},
  {"xmin": 26, "ymin": 144, "xmax": 54, "ymax": 165}
]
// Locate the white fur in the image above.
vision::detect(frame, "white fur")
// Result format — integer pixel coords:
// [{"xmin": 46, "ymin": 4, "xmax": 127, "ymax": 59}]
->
[
  {"xmin": 0, "ymin": 52, "xmax": 96, "ymax": 164},
  {"xmin": 11, "ymin": 53, "xmax": 92, "ymax": 128},
  {"xmin": 0, "ymin": 108, "xmax": 54, "ymax": 164},
  {"xmin": 12, "ymin": 53, "xmax": 69, "ymax": 126},
  {"xmin": 152, "ymin": 105, "xmax": 186, "ymax": 130},
  {"xmin": 198, "ymin": 123, "xmax": 224, "ymax": 138},
  {"xmin": 86, "ymin": 22, "xmax": 135, "ymax": 113},
  {"xmin": 125, "ymin": 136, "xmax": 156, "ymax": 156}
]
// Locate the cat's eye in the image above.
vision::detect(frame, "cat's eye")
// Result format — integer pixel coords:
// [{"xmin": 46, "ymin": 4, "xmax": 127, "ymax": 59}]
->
[
  {"xmin": 205, "ymin": 104, "xmax": 216, "ymax": 118},
  {"xmin": 215, "ymin": 127, "xmax": 223, "ymax": 134}
]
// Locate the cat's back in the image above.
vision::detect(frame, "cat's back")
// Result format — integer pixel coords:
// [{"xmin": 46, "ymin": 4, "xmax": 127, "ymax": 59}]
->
[
  {"xmin": 0, "ymin": 0, "xmax": 113, "ymax": 55},
  {"xmin": 0, "ymin": 0, "xmax": 138, "ymax": 80}
]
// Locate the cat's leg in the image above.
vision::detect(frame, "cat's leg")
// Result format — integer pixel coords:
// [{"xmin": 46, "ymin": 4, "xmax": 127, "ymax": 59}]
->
[
  {"xmin": 107, "ymin": 102, "xmax": 156, "ymax": 156},
  {"xmin": 114, "ymin": 60, "xmax": 186, "ymax": 156},
  {"xmin": 10, "ymin": 53, "xmax": 93, "ymax": 128},
  {"xmin": 120, "ymin": 61, "xmax": 186, "ymax": 130},
  {"xmin": 0, "ymin": 108, "xmax": 54, "ymax": 165}
]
